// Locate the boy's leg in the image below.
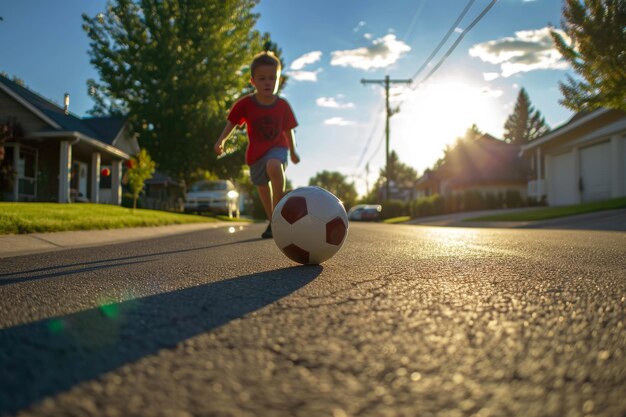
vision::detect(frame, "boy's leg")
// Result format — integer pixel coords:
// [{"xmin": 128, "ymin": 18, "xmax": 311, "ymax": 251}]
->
[
  {"xmin": 257, "ymin": 184, "xmax": 273, "ymax": 239},
  {"xmin": 257, "ymin": 183, "xmax": 272, "ymax": 221},
  {"xmin": 266, "ymin": 158, "xmax": 286, "ymax": 211}
]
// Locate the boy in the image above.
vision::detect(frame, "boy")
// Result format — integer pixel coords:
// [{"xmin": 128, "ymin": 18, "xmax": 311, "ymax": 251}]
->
[{"xmin": 214, "ymin": 51, "xmax": 300, "ymax": 239}]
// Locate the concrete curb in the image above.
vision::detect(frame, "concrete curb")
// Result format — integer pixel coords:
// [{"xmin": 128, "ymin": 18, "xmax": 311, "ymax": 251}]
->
[{"xmin": 0, "ymin": 222, "xmax": 250, "ymax": 259}]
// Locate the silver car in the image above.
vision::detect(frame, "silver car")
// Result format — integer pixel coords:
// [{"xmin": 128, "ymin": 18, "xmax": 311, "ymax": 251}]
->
[
  {"xmin": 348, "ymin": 204, "xmax": 382, "ymax": 221},
  {"xmin": 184, "ymin": 180, "xmax": 240, "ymax": 218}
]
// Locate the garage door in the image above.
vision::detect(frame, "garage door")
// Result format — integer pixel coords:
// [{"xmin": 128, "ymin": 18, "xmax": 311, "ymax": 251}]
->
[
  {"xmin": 580, "ymin": 141, "xmax": 611, "ymax": 202},
  {"xmin": 551, "ymin": 152, "xmax": 577, "ymax": 205}
]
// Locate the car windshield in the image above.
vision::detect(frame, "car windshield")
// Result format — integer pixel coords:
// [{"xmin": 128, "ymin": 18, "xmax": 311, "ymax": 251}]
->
[{"xmin": 190, "ymin": 181, "xmax": 227, "ymax": 192}]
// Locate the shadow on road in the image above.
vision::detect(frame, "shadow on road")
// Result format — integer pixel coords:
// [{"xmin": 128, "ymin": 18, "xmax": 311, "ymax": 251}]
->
[
  {"xmin": 0, "ymin": 265, "xmax": 321, "ymax": 414},
  {"xmin": 0, "ymin": 237, "xmax": 263, "ymax": 286}
]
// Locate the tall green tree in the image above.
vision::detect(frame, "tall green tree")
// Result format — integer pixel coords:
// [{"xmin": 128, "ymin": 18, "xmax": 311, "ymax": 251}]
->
[
  {"xmin": 83, "ymin": 0, "xmax": 264, "ymax": 184},
  {"xmin": 551, "ymin": 0, "xmax": 626, "ymax": 112},
  {"xmin": 308, "ymin": 170, "xmax": 358, "ymax": 208},
  {"xmin": 503, "ymin": 88, "xmax": 550, "ymax": 145}
]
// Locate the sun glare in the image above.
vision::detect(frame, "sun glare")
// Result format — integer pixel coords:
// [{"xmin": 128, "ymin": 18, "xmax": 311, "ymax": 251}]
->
[{"xmin": 390, "ymin": 79, "xmax": 504, "ymax": 173}]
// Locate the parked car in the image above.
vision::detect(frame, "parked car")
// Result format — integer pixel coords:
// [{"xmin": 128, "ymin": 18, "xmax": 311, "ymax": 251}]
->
[
  {"xmin": 348, "ymin": 204, "xmax": 382, "ymax": 221},
  {"xmin": 184, "ymin": 180, "xmax": 240, "ymax": 218}
]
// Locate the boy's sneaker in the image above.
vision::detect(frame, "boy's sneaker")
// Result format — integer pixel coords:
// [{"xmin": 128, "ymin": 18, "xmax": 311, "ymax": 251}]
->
[{"xmin": 261, "ymin": 223, "xmax": 272, "ymax": 239}]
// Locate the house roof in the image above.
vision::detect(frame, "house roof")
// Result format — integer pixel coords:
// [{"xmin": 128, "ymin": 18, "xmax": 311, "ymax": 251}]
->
[
  {"xmin": 519, "ymin": 108, "xmax": 610, "ymax": 153},
  {"xmin": 438, "ymin": 134, "xmax": 528, "ymax": 186},
  {"xmin": 0, "ymin": 74, "xmax": 126, "ymax": 146}
]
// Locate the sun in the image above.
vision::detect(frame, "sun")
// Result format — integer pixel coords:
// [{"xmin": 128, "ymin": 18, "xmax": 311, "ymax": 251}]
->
[{"xmin": 390, "ymin": 78, "xmax": 505, "ymax": 173}]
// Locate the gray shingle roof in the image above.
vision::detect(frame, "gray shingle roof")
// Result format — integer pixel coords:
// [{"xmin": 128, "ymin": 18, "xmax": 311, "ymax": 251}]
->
[{"xmin": 0, "ymin": 74, "xmax": 125, "ymax": 144}]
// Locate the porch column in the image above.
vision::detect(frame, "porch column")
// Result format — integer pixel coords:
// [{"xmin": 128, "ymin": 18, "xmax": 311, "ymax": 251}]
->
[
  {"xmin": 12, "ymin": 143, "xmax": 19, "ymax": 202},
  {"xmin": 536, "ymin": 147, "xmax": 543, "ymax": 197},
  {"xmin": 110, "ymin": 160, "xmax": 122, "ymax": 205},
  {"xmin": 58, "ymin": 141, "xmax": 72, "ymax": 203},
  {"xmin": 91, "ymin": 153, "xmax": 101, "ymax": 203}
]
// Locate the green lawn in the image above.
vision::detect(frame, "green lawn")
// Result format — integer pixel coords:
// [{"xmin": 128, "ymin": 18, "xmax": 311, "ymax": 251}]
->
[
  {"xmin": 0, "ymin": 203, "xmax": 232, "ymax": 235},
  {"xmin": 464, "ymin": 197, "xmax": 626, "ymax": 222}
]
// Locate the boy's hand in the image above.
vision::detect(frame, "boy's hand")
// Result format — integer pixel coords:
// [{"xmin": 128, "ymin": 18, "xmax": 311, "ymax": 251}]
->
[
  {"xmin": 214, "ymin": 141, "xmax": 224, "ymax": 156},
  {"xmin": 290, "ymin": 151, "xmax": 300, "ymax": 164}
]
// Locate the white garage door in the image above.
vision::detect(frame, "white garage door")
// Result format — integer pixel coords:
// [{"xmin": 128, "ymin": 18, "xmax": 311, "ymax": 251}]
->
[
  {"xmin": 580, "ymin": 141, "xmax": 611, "ymax": 202},
  {"xmin": 551, "ymin": 152, "xmax": 577, "ymax": 205}
]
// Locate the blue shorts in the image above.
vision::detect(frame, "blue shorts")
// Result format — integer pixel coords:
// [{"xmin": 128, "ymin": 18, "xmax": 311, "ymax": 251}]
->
[{"xmin": 249, "ymin": 147, "xmax": 288, "ymax": 185}]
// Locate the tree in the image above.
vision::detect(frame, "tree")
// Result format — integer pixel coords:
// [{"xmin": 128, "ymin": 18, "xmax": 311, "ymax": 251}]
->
[
  {"xmin": 551, "ymin": 0, "xmax": 626, "ymax": 112},
  {"xmin": 309, "ymin": 171, "xmax": 358, "ymax": 208},
  {"xmin": 363, "ymin": 151, "xmax": 418, "ymax": 202},
  {"xmin": 124, "ymin": 149, "xmax": 156, "ymax": 210},
  {"xmin": 503, "ymin": 88, "xmax": 550, "ymax": 145},
  {"xmin": 83, "ymin": 0, "xmax": 264, "ymax": 184},
  {"xmin": 430, "ymin": 124, "xmax": 483, "ymax": 171}
]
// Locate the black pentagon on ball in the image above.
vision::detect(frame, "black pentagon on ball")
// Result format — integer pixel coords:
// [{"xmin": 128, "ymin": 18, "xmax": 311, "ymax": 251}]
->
[
  {"xmin": 282, "ymin": 244, "xmax": 310, "ymax": 264},
  {"xmin": 326, "ymin": 217, "xmax": 347, "ymax": 245},
  {"xmin": 281, "ymin": 196, "xmax": 308, "ymax": 224}
]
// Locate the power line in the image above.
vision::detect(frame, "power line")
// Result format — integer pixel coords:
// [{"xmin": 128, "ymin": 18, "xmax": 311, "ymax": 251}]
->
[
  {"xmin": 354, "ymin": 103, "xmax": 384, "ymax": 172},
  {"xmin": 409, "ymin": 0, "xmax": 477, "ymax": 83},
  {"xmin": 412, "ymin": 0, "xmax": 498, "ymax": 89}
]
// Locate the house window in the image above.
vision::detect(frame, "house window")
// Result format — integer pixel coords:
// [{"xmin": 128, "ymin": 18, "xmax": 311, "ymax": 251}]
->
[
  {"xmin": 0, "ymin": 146, "xmax": 15, "ymax": 196},
  {"xmin": 17, "ymin": 146, "xmax": 37, "ymax": 200}
]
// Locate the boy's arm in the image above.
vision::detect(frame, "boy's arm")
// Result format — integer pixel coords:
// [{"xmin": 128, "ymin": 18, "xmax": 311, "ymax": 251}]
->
[
  {"xmin": 214, "ymin": 121, "xmax": 236, "ymax": 156},
  {"xmin": 285, "ymin": 129, "xmax": 300, "ymax": 164}
]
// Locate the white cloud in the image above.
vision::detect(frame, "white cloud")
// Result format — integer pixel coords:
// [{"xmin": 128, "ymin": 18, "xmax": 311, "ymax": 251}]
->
[
  {"xmin": 469, "ymin": 27, "xmax": 570, "ymax": 77},
  {"xmin": 285, "ymin": 69, "xmax": 322, "ymax": 82},
  {"xmin": 290, "ymin": 51, "xmax": 322, "ymax": 70},
  {"xmin": 454, "ymin": 27, "xmax": 464, "ymax": 34},
  {"xmin": 330, "ymin": 34, "xmax": 411, "ymax": 70},
  {"xmin": 483, "ymin": 72, "xmax": 500, "ymax": 81},
  {"xmin": 316, "ymin": 97, "xmax": 355, "ymax": 109},
  {"xmin": 324, "ymin": 117, "xmax": 356, "ymax": 126},
  {"xmin": 481, "ymin": 86, "xmax": 503, "ymax": 98},
  {"xmin": 353, "ymin": 21, "xmax": 366, "ymax": 32}
]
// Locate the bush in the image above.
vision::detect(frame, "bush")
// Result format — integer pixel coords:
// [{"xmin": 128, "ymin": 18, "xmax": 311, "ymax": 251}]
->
[
  {"xmin": 462, "ymin": 190, "xmax": 486, "ymax": 211},
  {"xmin": 505, "ymin": 190, "xmax": 523, "ymax": 208},
  {"xmin": 380, "ymin": 199, "xmax": 408, "ymax": 219},
  {"xmin": 411, "ymin": 194, "xmax": 444, "ymax": 217}
]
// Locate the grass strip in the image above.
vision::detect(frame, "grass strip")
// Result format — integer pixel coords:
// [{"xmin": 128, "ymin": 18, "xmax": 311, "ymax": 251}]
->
[
  {"xmin": 0, "ymin": 203, "xmax": 221, "ymax": 235},
  {"xmin": 464, "ymin": 197, "xmax": 626, "ymax": 222}
]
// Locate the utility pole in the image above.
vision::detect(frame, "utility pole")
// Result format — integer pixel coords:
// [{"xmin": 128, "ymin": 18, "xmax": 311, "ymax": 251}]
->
[{"xmin": 361, "ymin": 75, "xmax": 411, "ymax": 201}]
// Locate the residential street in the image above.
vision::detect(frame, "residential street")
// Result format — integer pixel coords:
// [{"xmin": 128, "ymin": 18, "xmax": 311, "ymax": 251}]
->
[{"xmin": 0, "ymin": 222, "xmax": 625, "ymax": 417}]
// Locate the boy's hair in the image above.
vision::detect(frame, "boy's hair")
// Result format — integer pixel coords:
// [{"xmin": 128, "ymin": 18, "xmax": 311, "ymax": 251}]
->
[{"xmin": 250, "ymin": 51, "xmax": 281, "ymax": 77}]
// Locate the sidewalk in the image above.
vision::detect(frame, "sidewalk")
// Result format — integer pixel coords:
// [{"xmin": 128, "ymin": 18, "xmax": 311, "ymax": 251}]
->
[
  {"xmin": 0, "ymin": 222, "xmax": 249, "ymax": 259},
  {"xmin": 405, "ymin": 207, "xmax": 626, "ymax": 231}
]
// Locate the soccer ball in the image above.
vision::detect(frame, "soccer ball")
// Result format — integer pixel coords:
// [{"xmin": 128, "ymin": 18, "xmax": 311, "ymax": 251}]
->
[{"xmin": 272, "ymin": 186, "xmax": 349, "ymax": 264}]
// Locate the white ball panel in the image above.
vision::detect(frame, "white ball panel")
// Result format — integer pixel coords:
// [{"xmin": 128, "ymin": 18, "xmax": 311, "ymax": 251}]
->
[{"xmin": 290, "ymin": 215, "xmax": 326, "ymax": 251}]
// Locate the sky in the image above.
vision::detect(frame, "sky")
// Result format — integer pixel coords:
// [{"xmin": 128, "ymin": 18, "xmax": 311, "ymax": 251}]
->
[{"xmin": 0, "ymin": 0, "xmax": 576, "ymax": 195}]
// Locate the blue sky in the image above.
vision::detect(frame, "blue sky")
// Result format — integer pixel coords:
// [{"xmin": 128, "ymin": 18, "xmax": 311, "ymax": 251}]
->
[{"xmin": 0, "ymin": 0, "xmax": 575, "ymax": 195}]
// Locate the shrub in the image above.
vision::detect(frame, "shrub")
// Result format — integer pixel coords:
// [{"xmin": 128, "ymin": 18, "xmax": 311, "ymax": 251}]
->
[
  {"xmin": 505, "ymin": 190, "xmax": 523, "ymax": 208},
  {"xmin": 380, "ymin": 199, "xmax": 408, "ymax": 219},
  {"xmin": 411, "ymin": 194, "xmax": 444, "ymax": 217}
]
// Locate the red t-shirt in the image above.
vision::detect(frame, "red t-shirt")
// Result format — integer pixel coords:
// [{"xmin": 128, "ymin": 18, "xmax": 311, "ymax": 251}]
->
[{"xmin": 227, "ymin": 95, "xmax": 298, "ymax": 165}]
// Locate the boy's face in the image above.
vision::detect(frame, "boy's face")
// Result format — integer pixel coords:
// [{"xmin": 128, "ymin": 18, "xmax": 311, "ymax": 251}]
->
[{"xmin": 251, "ymin": 65, "xmax": 280, "ymax": 98}]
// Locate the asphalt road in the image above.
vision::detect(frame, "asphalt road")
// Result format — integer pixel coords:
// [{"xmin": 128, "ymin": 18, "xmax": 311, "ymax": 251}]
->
[{"xmin": 0, "ymin": 222, "xmax": 625, "ymax": 417}]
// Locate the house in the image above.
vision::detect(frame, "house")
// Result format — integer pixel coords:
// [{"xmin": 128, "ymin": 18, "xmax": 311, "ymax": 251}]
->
[
  {"xmin": 143, "ymin": 171, "xmax": 185, "ymax": 212},
  {"xmin": 416, "ymin": 134, "xmax": 529, "ymax": 202},
  {"xmin": 520, "ymin": 108, "xmax": 626, "ymax": 206},
  {"xmin": 0, "ymin": 74, "xmax": 139, "ymax": 204}
]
